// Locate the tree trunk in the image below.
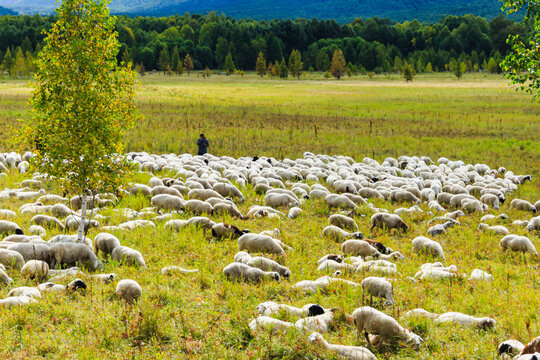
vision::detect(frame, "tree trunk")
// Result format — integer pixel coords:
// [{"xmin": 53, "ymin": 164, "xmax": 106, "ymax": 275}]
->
[{"xmin": 77, "ymin": 193, "xmax": 87, "ymax": 243}]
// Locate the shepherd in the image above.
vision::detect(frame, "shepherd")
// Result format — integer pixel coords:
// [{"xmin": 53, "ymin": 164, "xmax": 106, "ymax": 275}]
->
[{"xmin": 197, "ymin": 133, "xmax": 209, "ymax": 156}]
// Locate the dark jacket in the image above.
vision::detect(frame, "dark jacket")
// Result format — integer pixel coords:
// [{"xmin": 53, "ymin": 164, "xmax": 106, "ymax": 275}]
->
[{"xmin": 197, "ymin": 137, "xmax": 209, "ymax": 155}]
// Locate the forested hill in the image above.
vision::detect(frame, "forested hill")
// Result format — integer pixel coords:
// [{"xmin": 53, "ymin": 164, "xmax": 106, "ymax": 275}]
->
[
  {"xmin": 0, "ymin": 0, "xmax": 520, "ymax": 22},
  {"xmin": 0, "ymin": 5, "xmax": 16, "ymax": 15}
]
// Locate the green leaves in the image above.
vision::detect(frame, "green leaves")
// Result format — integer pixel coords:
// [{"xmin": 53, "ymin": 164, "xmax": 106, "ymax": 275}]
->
[{"xmin": 21, "ymin": 0, "xmax": 141, "ymax": 196}]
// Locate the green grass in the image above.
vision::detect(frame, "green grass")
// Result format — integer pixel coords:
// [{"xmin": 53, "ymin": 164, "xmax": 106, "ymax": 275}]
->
[{"xmin": 0, "ymin": 72, "xmax": 538, "ymax": 358}]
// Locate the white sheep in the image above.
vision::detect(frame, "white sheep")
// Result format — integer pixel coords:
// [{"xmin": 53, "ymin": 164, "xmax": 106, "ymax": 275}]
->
[
  {"xmin": 427, "ymin": 221, "xmax": 455, "ymax": 236},
  {"xmin": 0, "ymin": 267, "xmax": 13, "ymax": 284},
  {"xmin": 478, "ymin": 223, "xmax": 509, "ymax": 235},
  {"xmin": 256, "ymin": 301, "xmax": 326, "ymax": 318},
  {"xmin": 323, "ymin": 225, "xmax": 363, "ymax": 242},
  {"xmin": 295, "ymin": 309, "xmax": 336, "ymax": 333},
  {"xmin": 7, "ymin": 286, "xmax": 41, "ymax": 298},
  {"xmin": 288, "ymin": 207, "xmax": 302, "ymax": 219},
  {"xmin": 480, "ymin": 193, "xmax": 500, "ymax": 209},
  {"xmin": 497, "ymin": 340, "xmax": 525, "ymax": 358},
  {"xmin": 293, "ymin": 276, "xmax": 360, "ymax": 293},
  {"xmin": 468, "ymin": 269, "xmax": 493, "ymax": 282},
  {"xmin": 116, "ymin": 279, "xmax": 142, "ymax": 303},
  {"xmin": 264, "ymin": 192, "xmax": 299, "ymax": 209},
  {"xmin": 0, "ymin": 249, "xmax": 25, "ymax": 269},
  {"xmin": 38, "ymin": 278, "xmax": 87, "ymax": 292},
  {"xmin": 325, "ymin": 194, "xmax": 358, "ymax": 211},
  {"xmin": 223, "ymin": 262, "xmax": 280, "ymax": 283},
  {"xmin": 0, "ymin": 220, "xmax": 23, "ymax": 235},
  {"xmin": 434, "ymin": 312, "xmax": 496, "ymax": 329},
  {"xmin": 0, "ymin": 296, "xmax": 36, "ymax": 308},
  {"xmin": 352, "ymin": 306, "xmax": 423, "ymax": 348},
  {"xmin": 370, "ymin": 213, "xmax": 408, "ymax": 232},
  {"xmin": 412, "ymin": 236, "xmax": 445, "ymax": 259},
  {"xmin": 111, "ymin": 246, "xmax": 147, "ymax": 269},
  {"xmin": 308, "ymin": 332, "xmax": 377, "ymax": 360},
  {"xmin": 329, "ymin": 214, "xmax": 359, "ymax": 232},
  {"xmin": 238, "ymin": 233, "xmax": 287, "ymax": 255},
  {"xmin": 341, "ymin": 240, "xmax": 380, "ymax": 258},
  {"xmin": 510, "ymin": 199, "xmax": 537, "ymax": 213},
  {"xmin": 94, "ymin": 232, "xmax": 121, "ymax": 257},
  {"xmin": 161, "ymin": 266, "xmax": 199, "ymax": 275},
  {"xmin": 526, "ymin": 216, "xmax": 540, "ymax": 232},
  {"xmin": 317, "ymin": 259, "xmax": 356, "ymax": 273},
  {"xmin": 361, "ymin": 276, "xmax": 395, "ymax": 306},
  {"xmin": 500, "ymin": 235, "xmax": 538, "ymax": 257},
  {"xmin": 248, "ymin": 316, "xmax": 293, "ymax": 333},
  {"xmin": 91, "ymin": 273, "xmax": 117, "ymax": 283},
  {"xmin": 402, "ymin": 308, "xmax": 439, "ymax": 320},
  {"xmin": 28, "ymin": 225, "xmax": 46, "ymax": 237},
  {"xmin": 151, "ymin": 194, "xmax": 184, "ymax": 212},
  {"xmin": 184, "ymin": 199, "xmax": 213, "ymax": 215},
  {"xmin": 20, "ymin": 260, "xmax": 49, "ymax": 280},
  {"xmin": 49, "ymin": 243, "xmax": 103, "ymax": 271}
]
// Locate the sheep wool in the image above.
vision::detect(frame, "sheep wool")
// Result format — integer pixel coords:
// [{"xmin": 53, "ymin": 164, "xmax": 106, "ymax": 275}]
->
[
  {"xmin": 116, "ymin": 279, "xmax": 142, "ymax": 303},
  {"xmin": 308, "ymin": 332, "xmax": 376, "ymax": 360}
]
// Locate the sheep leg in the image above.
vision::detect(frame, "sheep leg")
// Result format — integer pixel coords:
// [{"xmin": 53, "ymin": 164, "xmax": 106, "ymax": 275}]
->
[{"xmin": 364, "ymin": 330, "xmax": 370, "ymax": 345}]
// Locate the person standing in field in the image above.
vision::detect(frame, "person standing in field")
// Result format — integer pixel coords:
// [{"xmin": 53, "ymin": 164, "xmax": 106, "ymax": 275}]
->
[{"xmin": 197, "ymin": 133, "xmax": 209, "ymax": 155}]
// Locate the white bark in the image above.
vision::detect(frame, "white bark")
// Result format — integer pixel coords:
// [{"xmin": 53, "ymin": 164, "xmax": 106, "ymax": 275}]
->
[{"xmin": 77, "ymin": 193, "xmax": 87, "ymax": 243}]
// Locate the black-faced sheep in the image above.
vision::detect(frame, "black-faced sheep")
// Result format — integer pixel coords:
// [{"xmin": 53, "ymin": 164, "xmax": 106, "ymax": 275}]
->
[
  {"xmin": 0, "ymin": 220, "xmax": 23, "ymax": 235},
  {"xmin": 510, "ymin": 199, "xmax": 537, "ymax": 213},
  {"xmin": 212, "ymin": 223, "xmax": 249, "ymax": 239}
]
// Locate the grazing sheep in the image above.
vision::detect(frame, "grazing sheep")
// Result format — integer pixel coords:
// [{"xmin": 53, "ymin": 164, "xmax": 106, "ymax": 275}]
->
[
  {"xmin": 238, "ymin": 233, "xmax": 287, "ymax": 255},
  {"xmin": 412, "ymin": 236, "xmax": 445, "ymax": 259},
  {"xmin": 308, "ymin": 332, "xmax": 377, "ymax": 360},
  {"xmin": 370, "ymin": 213, "xmax": 408, "ymax": 232},
  {"xmin": 434, "ymin": 312, "xmax": 496, "ymax": 329},
  {"xmin": 0, "ymin": 220, "xmax": 23, "ymax": 235},
  {"xmin": 427, "ymin": 221, "xmax": 455, "ymax": 236},
  {"xmin": 7, "ymin": 287, "xmax": 41, "ymax": 298},
  {"xmin": 7, "ymin": 243, "xmax": 50, "ymax": 263},
  {"xmin": 69, "ymin": 195, "xmax": 95, "ymax": 211},
  {"xmin": 128, "ymin": 183, "xmax": 152, "ymax": 196},
  {"xmin": 368, "ymin": 251, "xmax": 405, "ymax": 261},
  {"xmin": 0, "ymin": 296, "xmax": 36, "ymax": 308},
  {"xmin": 526, "ymin": 216, "xmax": 540, "ymax": 232},
  {"xmin": 323, "ymin": 225, "xmax": 363, "ymax": 242},
  {"xmin": 317, "ymin": 259, "xmax": 357, "ymax": 273},
  {"xmin": 28, "ymin": 225, "xmax": 46, "ymax": 237},
  {"xmin": 37, "ymin": 194, "xmax": 67, "ymax": 205},
  {"xmin": 461, "ymin": 198, "xmax": 486, "ymax": 213},
  {"xmin": 510, "ymin": 199, "xmax": 537, "ymax": 213},
  {"xmin": 31, "ymin": 214, "xmax": 65, "ymax": 231},
  {"xmin": 161, "ymin": 266, "xmax": 199, "ymax": 275},
  {"xmin": 20, "ymin": 260, "xmax": 49, "ymax": 280},
  {"xmin": 536, "ymin": 200, "xmax": 540, "ymax": 213},
  {"xmin": 186, "ymin": 216, "xmax": 216, "ymax": 230},
  {"xmin": 478, "ymin": 223, "xmax": 509, "ymax": 235},
  {"xmin": 513, "ymin": 220, "xmax": 530, "ymax": 227},
  {"xmin": 244, "ymin": 255, "xmax": 291, "ymax": 278},
  {"xmin": 288, "ymin": 207, "xmax": 302, "ymax": 219},
  {"xmin": 116, "ymin": 279, "xmax": 142, "ymax": 303},
  {"xmin": 184, "ymin": 199, "xmax": 213, "ymax": 215},
  {"xmin": 213, "ymin": 183, "xmax": 245, "ymax": 202},
  {"xmin": 468, "ymin": 269, "xmax": 493, "ymax": 282},
  {"xmin": 213, "ymin": 202, "xmax": 245, "ymax": 219},
  {"xmin": 499, "ymin": 235, "xmax": 538, "ymax": 256},
  {"xmin": 151, "ymin": 194, "xmax": 184, "ymax": 212},
  {"xmin": 94, "ymin": 233, "xmax": 121, "ymax": 257},
  {"xmin": 256, "ymin": 301, "xmax": 326, "ymax": 318},
  {"xmin": 65, "ymin": 215, "xmax": 99, "ymax": 232},
  {"xmin": 249, "ymin": 316, "xmax": 293, "ymax": 333},
  {"xmin": 428, "ymin": 200, "xmax": 446, "ymax": 212},
  {"xmin": 329, "ymin": 214, "xmax": 359, "ymax": 232},
  {"xmin": 38, "ymin": 278, "xmax": 87, "ymax": 292},
  {"xmin": 352, "ymin": 306, "xmax": 423, "ymax": 348},
  {"xmin": 325, "ymin": 194, "xmax": 358, "ymax": 211},
  {"xmin": 264, "ymin": 192, "xmax": 299, "ymax": 209},
  {"xmin": 223, "ymin": 262, "xmax": 280, "ymax": 283},
  {"xmin": 151, "ymin": 185, "xmax": 183, "ymax": 198},
  {"xmin": 51, "ymin": 203, "xmax": 72, "ymax": 218},
  {"xmin": 341, "ymin": 240, "xmax": 380, "ymax": 258},
  {"xmin": 111, "ymin": 246, "xmax": 147, "ymax": 269},
  {"xmin": 49, "ymin": 243, "xmax": 103, "ymax": 271},
  {"xmin": 0, "ymin": 209, "xmax": 17, "ymax": 219},
  {"xmin": 391, "ymin": 190, "xmax": 420, "ymax": 204},
  {"xmin": 316, "ymin": 254, "xmax": 344, "ymax": 265},
  {"xmin": 91, "ymin": 273, "xmax": 117, "ymax": 283},
  {"xmin": 480, "ymin": 193, "xmax": 500, "ymax": 210},
  {"xmin": 0, "ymin": 249, "xmax": 25, "ymax": 269},
  {"xmin": 211, "ymin": 223, "xmax": 248, "ymax": 239},
  {"xmin": 361, "ymin": 277, "xmax": 395, "ymax": 306}
]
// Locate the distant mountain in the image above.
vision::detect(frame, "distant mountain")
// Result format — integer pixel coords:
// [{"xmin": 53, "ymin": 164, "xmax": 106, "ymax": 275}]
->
[
  {"xmin": 0, "ymin": 0, "xmax": 514, "ymax": 22},
  {"xmin": 0, "ymin": 4, "xmax": 16, "ymax": 15}
]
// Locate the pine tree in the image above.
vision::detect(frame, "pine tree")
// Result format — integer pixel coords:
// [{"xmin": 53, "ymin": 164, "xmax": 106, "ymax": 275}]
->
[
  {"xmin": 288, "ymin": 49, "xmax": 303, "ymax": 79},
  {"xmin": 184, "ymin": 53, "xmax": 194, "ymax": 76},
  {"xmin": 2, "ymin": 48, "xmax": 14, "ymax": 77},
  {"xmin": 176, "ymin": 59, "xmax": 184, "ymax": 76},
  {"xmin": 158, "ymin": 47, "xmax": 170, "ymax": 73},
  {"xmin": 330, "ymin": 49, "xmax": 346, "ymax": 79},
  {"xmin": 256, "ymin": 51, "xmax": 266, "ymax": 77},
  {"xmin": 279, "ymin": 58, "xmax": 288, "ymax": 78},
  {"xmin": 401, "ymin": 61, "xmax": 416, "ymax": 82},
  {"xmin": 14, "ymin": 47, "xmax": 25, "ymax": 78},
  {"xmin": 171, "ymin": 46, "xmax": 180, "ymax": 72},
  {"xmin": 224, "ymin": 52, "xmax": 235, "ymax": 75}
]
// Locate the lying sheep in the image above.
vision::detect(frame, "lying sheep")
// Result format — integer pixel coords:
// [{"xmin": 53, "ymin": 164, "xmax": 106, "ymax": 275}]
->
[
  {"xmin": 497, "ymin": 340, "xmax": 525, "ymax": 358},
  {"xmin": 500, "ymin": 235, "xmax": 538, "ymax": 257},
  {"xmin": 161, "ymin": 266, "xmax": 199, "ymax": 275},
  {"xmin": 308, "ymin": 332, "xmax": 377, "ymax": 360},
  {"xmin": 7, "ymin": 286, "xmax": 41, "ymax": 298},
  {"xmin": 151, "ymin": 194, "xmax": 184, "ymax": 213},
  {"xmin": 329, "ymin": 214, "xmax": 359, "ymax": 232},
  {"xmin": 92, "ymin": 273, "xmax": 117, "ymax": 283},
  {"xmin": 94, "ymin": 233, "xmax": 121, "ymax": 257},
  {"xmin": 20, "ymin": 260, "xmax": 49, "ymax": 280},
  {"xmin": 257, "ymin": 301, "xmax": 326, "ymax": 318},
  {"xmin": 352, "ymin": 306, "xmax": 423, "ymax": 348},
  {"xmin": 402, "ymin": 308, "xmax": 439, "ymax": 320},
  {"xmin": 361, "ymin": 277, "xmax": 395, "ymax": 306},
  {"xmin": 295, "ymin": 309, "xmax": 336, "ymax": 333},
  {"xmin": 49, "ymin": 243, "xmax": 103, "ymax": 271},
  {"xmin": 234, "ymin": 252, "xmax": 291, "ymax": 278},
  {"xmin": 211, "ymin": 223, "xmax": 248, "ymax": 239},
  {"xmin": 223, "ymin": 262, "xmax": 280, "ymax": 283},
  {"xmin": 434, "ymin": 312, "xmax": 496, "ymax": 329},
  {"xmin": 116, "ymin": 279, "xmax": 142, "ymax": 304},
  {"xmin": 38, "ymin": 278, "xmax": 87, "ymax": 292},
  {"xmin": 0, "ymin": 220, "xmax": 23, "ymax": 235},
  {"xmin": 468, "ymin": 269, "xmax": 493, "ymax": 282},
  {"xmin": 370, "ymin": 213, "xmax": 408, "ymax": 233},
  {"xmin": 323, "ymin": 225, "xmax": 363, "ymax": 242},
  {"xmin": 478, "ymin": 223, "xmax": 509, "ymax": 235},
  {"xmin": 412, "ymin": 236, "xmax": 445, "ymax": 259},
  {"xmin": 0, "ymin": 249, "xmax": 25, "ymax": 269},
  {"xmin": 249, "ymin": 316, "xmax": 293, "ymax": 334},
  {"xmin": 238, "ymin": 233, "xmax": 287, "ymax": 255},
  {"xmin": 293, "ymin": 276, "xmax": 360, "ymax": 293},
  {"xmin": 316, "ymin": 254, "xmax": 344, "ymax": 265},
  {"xmin": 111, "ymin": 246, "xmax": 147, "ymax": 269},
  {"xmin": 510, "ymin": 199, "xmax": 537, "ymax": 213},
  {"xmin": 0, "ymin": 296, "xmax": 36, "ymax": 308},
  {"xmin": 341, "ymin": 240, "xmax": 380, "ymax": 258}
]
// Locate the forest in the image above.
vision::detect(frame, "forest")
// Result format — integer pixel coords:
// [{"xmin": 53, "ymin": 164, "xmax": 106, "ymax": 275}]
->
[{"xmin": 0, "ymin": 12, "xmax": 532, "ymax": 76}]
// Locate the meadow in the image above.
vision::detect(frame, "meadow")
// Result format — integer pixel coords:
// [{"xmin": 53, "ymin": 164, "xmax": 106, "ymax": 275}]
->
[{"xmin": 0, "ymin": 72, "xmax": 538, "ymax": 359}]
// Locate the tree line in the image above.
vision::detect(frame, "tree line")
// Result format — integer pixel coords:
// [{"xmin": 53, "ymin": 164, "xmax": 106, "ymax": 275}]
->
[{"xmin": 0, "ymin": 12, "xmax": 533, "ymax": 78}]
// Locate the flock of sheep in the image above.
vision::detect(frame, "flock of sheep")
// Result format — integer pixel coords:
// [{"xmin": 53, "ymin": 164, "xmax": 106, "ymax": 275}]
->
[{"xmin": 0, "ymin": 150, "xmax": 539, "ymax": 359}]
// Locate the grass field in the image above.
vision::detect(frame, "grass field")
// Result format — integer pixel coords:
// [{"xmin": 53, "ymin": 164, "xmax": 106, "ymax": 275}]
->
[{"xmin": 0, "ymin": 72, "xmax": 538, "ymax": 359}]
